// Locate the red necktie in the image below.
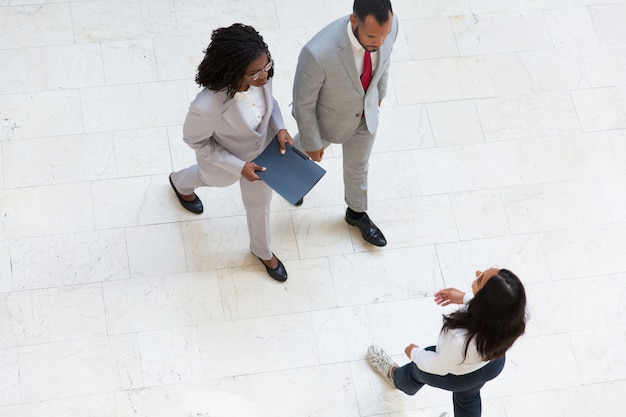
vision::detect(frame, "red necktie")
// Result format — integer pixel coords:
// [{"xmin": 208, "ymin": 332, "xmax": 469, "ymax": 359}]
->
[{"xmin": 361, "ymin": 50, "xmax": 372, "ymax": 92}]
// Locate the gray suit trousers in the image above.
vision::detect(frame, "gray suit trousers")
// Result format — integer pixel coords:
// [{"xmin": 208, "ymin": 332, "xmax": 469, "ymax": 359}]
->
[
  {"xmin": 171, "ymin": 164, "xmax": 273, "ymax": 260},
  {"xmin": 296, "ymin": 116, "xmax": 375, "ymax": 212}
]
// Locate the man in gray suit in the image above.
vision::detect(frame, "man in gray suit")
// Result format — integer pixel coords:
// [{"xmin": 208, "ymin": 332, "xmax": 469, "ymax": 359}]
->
[{"xmin": 292, "ymin": 0, "xmax": 398, "ymax": 247}]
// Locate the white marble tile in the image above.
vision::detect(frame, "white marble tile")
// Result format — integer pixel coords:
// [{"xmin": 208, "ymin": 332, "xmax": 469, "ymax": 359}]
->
[
  {"xmin": 501, "ymin": 179, "xmax": 612, "ymax": 234},
  {"xmin": 195, "ymin": 313, "xmax": 318, "ymax": 379},
  {"xmin": 543, "ymin": 7, "xmax": 599, "ymax": 48},
  {"xmin": 81, "ymin": 81, "xmax": 189, "ymax": 133},
  {"xmin": 183, "ymin": 210, "xmax": 297, "ymax": 270},
  {"xmin": 153, "ymin": 35, "xmax": 206, "ymax": 81},
  {"xmin": 311, "ymin": 305, "xmax": 371, "ymax": 364},
  {"xmin": 124, "ymin": 223, "xmax": 187, "ymax": 278},
  {"xmin": 608, "ymin": 129, "xmax": 626, "ymax": 174},
  {"xmin": 483, "ymin": 333, "xmax": 581, "ymax": 398},
  {"xmin": 600, "ymin": 174, "xmax": 626, "ymax": 223},
  {"xmin": 0, "ymin": 284, "xmax": 106, "ymax": 347},
  {"xmin": 499, "ymin": 391, "xmax": 563, "ymax": 417},
  {"xmin": 137, "ymin": 326, "xmax": 202, "ymax": 387},
  {"xmin": 449, "ymin": 190, "xmax": 511, "ymax": 240},
  {"xmin": 436, "ymin": 234, "xmax": 551, "ymax": 288},
  {"xmin": 0, "ymin": 183, "xmax": 95, "ymax": 240},
  {"xmin": 274, "ymin": 0, "xmax": 347, "ymax": 28},
  {"xmin": 330, "ymin": 247, "xmax": 444, "ymax": 307},
  {"xmin": 351, "ymin": 358, "xmax": 450, "ymax": 415},
  {"xmin": 375, "ymin": 104, "xmax": 435, "ymax": 152},
  {"xmin": 2, "ymin": 133, "xmax": 116, "ymax": 187},
  {"xmin": 0, "ymin": 393, "xmax": 116, "ymax": 417},
  {"xmin": 571, "ymin": 87, "xmax": 626, "ymax": 132},
  {"xmin": 392, "ymin": 57, "xmax": 495, "ymax": 104},
  {"xmin": 569, "ymin": 326, "xmax": 626, "ymax": 384},
  {"xmin": 468, "ymin": 0, "xmax": 564, "ymax": 13},
  {"xmin": 589, "ymin": 3, "xmax": 626, "ymax": 45},
  {"xmin": 475, "ymin": 93, "xmax": 581, "ymax": 142},
  {"xmin": 101, "ymin": 39, "xmax": 158, "ymax": 85},
  {"xmin": 18, "ymin": 335, "xmax": 143, "ymax": 402},
  {"xmin": 368, "ymin": 152, "xmax": 422, "ymax": 203},
  {"xmin": 10, "ymin": 230, "xmax": 129, "ymax": 290},
  {"xmin": 486, "ymin": 49, "xmax": 590, "ymax": 96},
  {"xmin": 367, "ymin": 298, "xmax": 449, "ymax": 357},
  {"xmin": 393, "ymin": 0, "xmax": 471, "ymax": 18},
  {"xmin": 291, "ymin": 206, "xmax": 355, "ymax": 259},
  {"xmin": 0, "ymin": 348, "xmax": 18, "ymax": 407},
  {"xmin": 514, "ymin": 132, "xmax": 620, "ymax": 184},
  {"xmin": 539, "ymin": 223, "xmax": 626, "ymax": 280},
  {"xmin": 527, "ymin": 273, "xmax": 624, "ymax": 336},
  {"xmin": 0, "ymin": 242, "xmax": 10, "ymax": 293},
  {"xmin": 452, "ymin": 11, "xmax": 552, "ymax": 55},
  {"xmin": 413, "ymin": 141, "xmax": 524, "ymax": 194},
  {"xmin": 557, "ymin": 380, "xmax": 626, "ymax": 417},
  {"xmin": 426, "ymin": 100, "xmax": 485, "ymax": 147},
  {"xmin": 581, "ymin": 45, "xmax": 626, "ymax": 87},
  {"xmin": 113, "ymin": 128, "xmax": 172, "ymax": 177},
  {"xmin": 71, "ymin": 0, "xmax": 177, "ymax": 43},
  {"xmin": 0, "ymin": 44, "xmax": 104, "ymax": 94},
  {"xmin": 174, "ymin": 0, "xmax": 257, "ymax": 36},
  {"xmin": 92, "ymin": 175, "xmax": 192, "ymax": 229},
  {"xmin": 403, "ymin": 17, "xmax": 459, "ymax": 60},
  {"xmin": 220, "ymin": 257, "xmax": 336, "ymax": 321},
  {"xmin": 260, "ymin": 28, "xmax": 310, "ymax": 74},
  {"xmin": 103, "ymin": 271, "xmax": 223, "ymax": 334},
  {"xmin": 366, "ymin": 196, "xmax": 458, "ymax": 251},
  {"xmin": 0, "ymin": 4, "xmax": 73, "ymax": 49},
  {"xmin": 0, "ymin": 90, "xmax": 83, "ymax": 140}
]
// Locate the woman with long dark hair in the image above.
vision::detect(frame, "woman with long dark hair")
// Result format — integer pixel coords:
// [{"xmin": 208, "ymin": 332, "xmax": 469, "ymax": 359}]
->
[
  {"xmin": 169, "ymin": 23, "xmax": 294, "ymax": 282},
  {"xmin": 368, "ymin": 268, "xmax": 527, "ymax": 417}
]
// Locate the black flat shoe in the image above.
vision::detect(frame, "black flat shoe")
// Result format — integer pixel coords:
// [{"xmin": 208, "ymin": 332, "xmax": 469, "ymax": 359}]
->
[
  {"xmin": 294, "ymin": 198, "xmax": 304, "ymax": 206},
  {"xmin": 169, "ymin": 174, "xmax": 203, "ymax": 214},
  {"xmin": 256, "ymin": 254, "xmax": 288, "ymax": 282},
  {"xmin": 345, "ymin": 209, "xmax": 387, "ymax": 247}
]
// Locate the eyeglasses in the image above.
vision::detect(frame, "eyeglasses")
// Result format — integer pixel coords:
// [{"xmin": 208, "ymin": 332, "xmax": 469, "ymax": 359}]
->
[{"xmin": 249, "ymin": 60, "xmax": 273, "ymax": 80}]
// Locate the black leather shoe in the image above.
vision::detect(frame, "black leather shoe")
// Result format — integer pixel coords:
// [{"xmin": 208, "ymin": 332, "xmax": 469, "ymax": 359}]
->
[
  {"xmin": 294, "ymin": 198, "xmax": 304, "ymax": 206},
  {"xmin": 345, "ymin": 209, "xmax": 387, "ymax": 247},
  {"xmin": 169, "ymin": 174, "xmax": 203, "ymax": 214},
  {"xmin": 256, "ymin": 254, "xmax": 288, "ymax": 282}
]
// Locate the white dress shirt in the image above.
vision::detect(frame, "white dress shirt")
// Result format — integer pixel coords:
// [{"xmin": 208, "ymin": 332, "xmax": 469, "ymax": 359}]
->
[{"xmin": 346, "ymin": 21, "xmax": 379, "ymax": 78}]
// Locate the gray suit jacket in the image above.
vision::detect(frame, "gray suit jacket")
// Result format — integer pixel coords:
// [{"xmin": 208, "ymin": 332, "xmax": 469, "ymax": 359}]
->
[
  {"xmin": 292, "ymin": 15, "xmax": 398, "ymax": 151},
  {"xmin": 182, "ymin": 79, "xmax": 285, "ymax": 184}
]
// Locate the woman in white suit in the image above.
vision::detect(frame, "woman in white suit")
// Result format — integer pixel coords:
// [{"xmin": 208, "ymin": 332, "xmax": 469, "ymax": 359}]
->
[{"xmin": 169, "ymin": 24, "xmax": 294, "ymax": 282}]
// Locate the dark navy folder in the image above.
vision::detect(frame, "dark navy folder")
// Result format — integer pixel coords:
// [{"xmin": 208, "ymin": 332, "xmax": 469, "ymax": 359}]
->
[{"xmin": 252, "ymin": 136, "xmax": 326, "ymax": 205}]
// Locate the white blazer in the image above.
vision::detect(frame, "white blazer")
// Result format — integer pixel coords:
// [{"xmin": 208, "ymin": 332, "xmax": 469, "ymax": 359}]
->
[{"xmin": 183, "ymin": 78, "xmax": 286, "ymax": 185}]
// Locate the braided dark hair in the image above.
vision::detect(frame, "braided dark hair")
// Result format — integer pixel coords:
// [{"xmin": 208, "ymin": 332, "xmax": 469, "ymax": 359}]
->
[{"xmin": 195, "ymin": 23, "xmax": 273, "ymax": 99}]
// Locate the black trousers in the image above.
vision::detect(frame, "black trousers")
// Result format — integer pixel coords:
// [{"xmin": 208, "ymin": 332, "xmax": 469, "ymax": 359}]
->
[{"xmin": 393, "ymin": 346, "xmax": 505, "ymax": 417}]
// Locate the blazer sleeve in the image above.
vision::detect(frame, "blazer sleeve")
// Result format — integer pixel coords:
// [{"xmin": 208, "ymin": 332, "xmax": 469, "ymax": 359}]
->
[
  {"xmin": 182, "ymin": 108, "xmax": 245, "ymax": 176},
  {"xmin": 292, "ymin": 46, "xmax": 325, "ymax": 152}
]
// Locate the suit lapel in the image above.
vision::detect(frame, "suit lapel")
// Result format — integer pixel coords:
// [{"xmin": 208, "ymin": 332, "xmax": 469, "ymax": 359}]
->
[
  {"xmin": 220, "ymin": 91, "xmax": 261, "ymax": 137},
  {"xmin": 338, "ymin": 30, "xmax": 365, "ymax": 94}
]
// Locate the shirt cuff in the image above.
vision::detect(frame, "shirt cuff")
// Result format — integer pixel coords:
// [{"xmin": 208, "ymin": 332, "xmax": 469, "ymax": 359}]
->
[{"xmin": 463, "ymin": 292, "xmax": 474, "ymax": 304}]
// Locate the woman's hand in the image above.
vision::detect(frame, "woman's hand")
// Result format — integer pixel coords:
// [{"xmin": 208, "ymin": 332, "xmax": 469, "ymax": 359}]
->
[
  {"xmin": 276, "ymin": 129, "xmax": 294, "ymax": 155},
  {"xmin": 434, "ymin": 288, "xmax": 465, "ymax": 306},
  {"xmin": 404, "ymin": 343, "xmax": 419, "ymax": 358},
  {"xmin": 241, "ymin": 161, "xmax": 265, "ymax": 181}
]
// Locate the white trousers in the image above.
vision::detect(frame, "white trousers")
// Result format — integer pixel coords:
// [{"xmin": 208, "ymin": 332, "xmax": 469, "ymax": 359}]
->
[{"xmin": 171, "ymin": 164, "xmax": 273, "ymax": 260}]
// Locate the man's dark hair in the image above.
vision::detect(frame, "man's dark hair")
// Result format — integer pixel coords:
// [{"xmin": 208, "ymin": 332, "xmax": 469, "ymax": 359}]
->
[
  {"xmin": 353, "ymin": 0, "xmax": 393, "ymax": 24},
  {"xmin": 195, "ymin": 23, "xmax": 273, "ymax": 99}
]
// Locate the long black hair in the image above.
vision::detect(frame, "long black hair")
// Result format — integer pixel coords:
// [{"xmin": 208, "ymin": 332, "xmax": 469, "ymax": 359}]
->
[
  {"xmin": 442, "ymin": 269, "xmax": 527, "ymax": 361},
  {"xmin": 195, "ymin": 23, "xmax": 274, "ymax": 99}
]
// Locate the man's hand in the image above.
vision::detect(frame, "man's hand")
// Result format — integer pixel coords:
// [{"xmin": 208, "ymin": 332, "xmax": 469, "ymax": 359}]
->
[
  {"xmin": 434, "ymin": 288, "xmax": 465, "ymax": 306},
  {"xmin": 241, "ymin": 161, "xmax": 265, "ymax": 181},
  {"xmin": 306, "ymin": 148, "xmax": 324, "ymax": 162},
  {"xmin": 276, "ymin": 129, "xmax": 294, "ymax": 155},
  {"xmin": 404, "ymin": 343, "xmax": 419, "ymax": 358}
]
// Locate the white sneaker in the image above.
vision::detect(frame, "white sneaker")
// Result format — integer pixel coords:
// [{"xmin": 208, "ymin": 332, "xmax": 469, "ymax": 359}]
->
[{"xmin": 367, "ymin": 344, "xmax": 398, "ymax": 388}]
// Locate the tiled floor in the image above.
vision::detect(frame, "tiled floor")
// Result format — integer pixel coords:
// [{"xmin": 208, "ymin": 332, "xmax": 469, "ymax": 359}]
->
[{"xmin": 1, "ymin": 1, "xmax": 626, "ymax": 416}]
